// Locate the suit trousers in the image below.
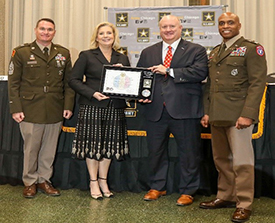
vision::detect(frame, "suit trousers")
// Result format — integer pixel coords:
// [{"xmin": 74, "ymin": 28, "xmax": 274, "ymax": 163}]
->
[
  {"xmin": 19, "ymin": 121, "xmax": 62, "ymax": 186},
  {"xmin": 146, "ymin": 106, "xmax": 201, "ymax": 195},
  {"xmin": 210, "ymin": 125, "xmax": 254, "ymax": 210}
]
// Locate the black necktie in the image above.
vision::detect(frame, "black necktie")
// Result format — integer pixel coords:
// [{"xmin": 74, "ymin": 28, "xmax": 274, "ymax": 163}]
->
[
  {"xmin": 218, "ymin": 43, "xmax": 226, "ymax": 57},
  {"xmin": 43, "ymin": 47, "xmax": 49, "ymax": 60}
]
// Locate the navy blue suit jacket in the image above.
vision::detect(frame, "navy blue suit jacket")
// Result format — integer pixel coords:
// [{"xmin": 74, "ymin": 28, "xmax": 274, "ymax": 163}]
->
[{"xmin": 137, "ymin": 39, "xmax": 208, "ymax": 121}]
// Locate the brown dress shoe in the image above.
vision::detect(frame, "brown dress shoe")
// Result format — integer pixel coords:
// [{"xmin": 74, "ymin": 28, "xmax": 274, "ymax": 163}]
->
[
  {"xmin": 199, "ymin": 198, "xmax": 236, "ymax": 209},
  {"xmin": 176, "ymin": 194, "xmax": 194, "ymax": 206},
  {"xmin": 231, "ymin": 208, "xmax": 251, "ymax": 223},
  {"xmin": 23, "ymin": 184, "xmax": 37, "ymax": 198},
  {"xmin": 143, "ymin": 189, "xmax": 166, "ymax": 201},
  {"xmin": 37, "ymin": 181, "xmax": 60, "ymax": 196}
]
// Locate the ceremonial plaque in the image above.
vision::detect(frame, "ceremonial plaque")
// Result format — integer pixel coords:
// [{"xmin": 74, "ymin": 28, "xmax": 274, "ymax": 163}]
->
[{"xmin": 100, "ymin": 65, "xmax": 155, "ymax": 100}]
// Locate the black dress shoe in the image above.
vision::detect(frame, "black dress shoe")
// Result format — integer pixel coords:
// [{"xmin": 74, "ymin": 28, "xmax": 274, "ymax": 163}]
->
[
  {"xmin": 231, "ymin": 208, "xmax": 251, "ymax": 222},
  {"xmin": 199, "ymin": 198, "xmax": 236, "ymax": 209}
]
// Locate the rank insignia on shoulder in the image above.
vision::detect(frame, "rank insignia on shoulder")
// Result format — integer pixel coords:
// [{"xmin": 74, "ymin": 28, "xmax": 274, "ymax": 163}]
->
[
  {"xmin": 8, "ymin": 61, "xmax": 14, "ymax": 75},
  {"xmin": 256, "ymin": 45, "xmax": 265, "ymax": 56}
]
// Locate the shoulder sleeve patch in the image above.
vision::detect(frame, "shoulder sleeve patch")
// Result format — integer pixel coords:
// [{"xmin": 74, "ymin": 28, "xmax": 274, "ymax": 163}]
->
[
  {"xmin": 256, "ymin": 45, "xmax": 265, "ymax": 56},
  {"xmin": 11, "ymin": 49, "xmax": 16, "ymax": 57}
]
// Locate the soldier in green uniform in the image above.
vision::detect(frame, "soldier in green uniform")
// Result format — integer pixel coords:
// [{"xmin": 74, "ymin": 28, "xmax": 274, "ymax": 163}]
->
[
  {"xmin": 8, "ymin": 18, "xmax": 75, "ymax": 198},
  {"xmin": 199, "ymin": 13, "xmax": 267, "ymax": 222}
]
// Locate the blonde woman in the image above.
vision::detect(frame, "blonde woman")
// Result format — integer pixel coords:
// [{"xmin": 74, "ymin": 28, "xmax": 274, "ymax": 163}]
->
[{"xmin": 69, "ymin": 22, "xmax": 130, "ymax": 200}]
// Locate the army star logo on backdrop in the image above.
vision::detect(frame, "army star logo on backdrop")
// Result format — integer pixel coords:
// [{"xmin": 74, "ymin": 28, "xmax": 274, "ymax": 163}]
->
[
  {"xmin": 182, "ymin": 28, "xmax": 194, "ymax": 42},
  {"xmin": 137, "ymin": 28, "xmax": 150, "ymax": 43},
  {"xmin": 125, "ymin": 100, "xmax": 138, "ymax": 118},
  {"xmin": 158, "ymin": 12, "xmax": 171, "ymax": 21},
  {"xmin": 116, "ymin": 13, "xmax": 128, "ymax": 27},
  {"xmin": 117, "ymin": 47, "xmax": 128, "ymax": 56},
  {"xmin": 205, "ymin": 46, "xmax": 214, "ymax": 57},
  {"xmin": 202, "ymin": 11, "xmax": 215, "ymax": 26}
]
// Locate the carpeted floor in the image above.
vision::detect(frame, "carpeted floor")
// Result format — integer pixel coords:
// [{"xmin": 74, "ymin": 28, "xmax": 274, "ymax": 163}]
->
[{"xmin": 0, "ymin": 184, "xmax": 274, "ymax": 223}]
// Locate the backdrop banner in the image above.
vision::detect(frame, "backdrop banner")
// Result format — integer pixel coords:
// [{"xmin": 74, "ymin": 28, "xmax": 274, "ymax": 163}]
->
[{"xmin": 107, "ymin": 6, "xmax": 224, "ymax": 66}]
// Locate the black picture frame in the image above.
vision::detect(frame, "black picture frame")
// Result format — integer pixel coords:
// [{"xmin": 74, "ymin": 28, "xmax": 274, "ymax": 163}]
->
[{"xmin": 100, "ymin": 65, "xmax": 155, "ymax": 100}]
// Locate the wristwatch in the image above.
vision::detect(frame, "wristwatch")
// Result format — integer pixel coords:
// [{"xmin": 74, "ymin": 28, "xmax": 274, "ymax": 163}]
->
[{"xmin": 166, "ymin": 68, "xmax": 170, "ymax": 75}]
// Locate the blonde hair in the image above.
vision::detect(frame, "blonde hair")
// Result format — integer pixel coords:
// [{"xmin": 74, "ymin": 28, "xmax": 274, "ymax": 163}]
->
[{"xmin": 90, "ymin": 22, "xmax": 120, "ymax": 50}]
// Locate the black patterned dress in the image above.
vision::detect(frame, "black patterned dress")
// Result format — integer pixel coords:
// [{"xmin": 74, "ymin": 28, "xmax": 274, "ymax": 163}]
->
[{"xmin": 72, "ymin": 101, "xmax": 129, "ymax": 161}]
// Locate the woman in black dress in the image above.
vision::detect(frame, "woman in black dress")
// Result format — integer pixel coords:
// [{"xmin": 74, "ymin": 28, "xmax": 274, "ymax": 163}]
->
[{"xmin": 69, "ymin": 22, "xmax": 130, "ymax": 200}]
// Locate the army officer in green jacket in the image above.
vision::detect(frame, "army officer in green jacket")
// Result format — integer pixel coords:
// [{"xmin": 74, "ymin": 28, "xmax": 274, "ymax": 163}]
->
[
  {"xmin": 199, "ymin": 13, "xmax": 267, "ymax": 223},
  {"xmin": 8, "ymin": 18, "xmax": 75, "ymax": 198}
]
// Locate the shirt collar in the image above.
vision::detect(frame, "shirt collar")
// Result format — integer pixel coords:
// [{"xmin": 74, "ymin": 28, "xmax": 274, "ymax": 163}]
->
[
  {"xmin": 224, "ymin": 34, "xmax": 242, "ymax": 49},
  {"xmin": 36, "ymin": 41, "xmax": 52, "ymax": 53},
  {"xmin": 163, "ymin": 38, "xmax": 181, "ymax": 51}
]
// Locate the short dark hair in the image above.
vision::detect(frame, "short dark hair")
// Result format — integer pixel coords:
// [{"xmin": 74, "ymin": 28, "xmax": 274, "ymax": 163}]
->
[{"xmin": 36, "ymin": 18, "xmax": 55, "ymax": 28}]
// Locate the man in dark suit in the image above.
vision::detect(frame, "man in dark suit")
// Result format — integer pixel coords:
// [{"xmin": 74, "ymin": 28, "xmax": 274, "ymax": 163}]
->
[
  {"xmin": 8, "ymin": 18, "xmax": 75, "ymax": 198},
  {"xmin": 137, "ymin": 15, "xmax": 208, "ymax": 206},
  {"xmin": 199, "ymin": 13, "xmax": 267, "ymax": 222}
]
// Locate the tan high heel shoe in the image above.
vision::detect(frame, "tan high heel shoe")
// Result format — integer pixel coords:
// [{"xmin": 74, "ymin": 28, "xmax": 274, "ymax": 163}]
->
[
  {"xmin": 98, "ymin": 177, "xmax": 114, "ymax": 198},
  {"xmin": 90, "ymin": 179, "xmax": 103, "ymax": 200}
]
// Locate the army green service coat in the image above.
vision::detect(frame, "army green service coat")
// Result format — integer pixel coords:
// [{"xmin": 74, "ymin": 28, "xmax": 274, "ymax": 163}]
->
[
  {"xmin": 8, "ymin": 41, "xmax": 75, "ymax": 124},
  {"xmin": 204, "ymin": 37, "xmax": 267, "ymax": 126}
]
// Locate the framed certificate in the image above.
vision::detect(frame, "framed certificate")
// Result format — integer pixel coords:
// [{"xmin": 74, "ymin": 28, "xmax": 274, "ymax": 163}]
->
[{"xmin": 100, "ymin": 65, "xmax": 155, "ymax": 100}]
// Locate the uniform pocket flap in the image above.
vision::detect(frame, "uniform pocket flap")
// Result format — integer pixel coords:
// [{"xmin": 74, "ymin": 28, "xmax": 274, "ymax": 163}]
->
[
  {"xmin": 25, "ymin": 64, "xmax": 41, "ymax": 68},
  {"xmin": 226, "ymin": 57, "xmax": 245, "ymax": 66},
  {"xmin": 21, "ymin": 92, "xmax": 35, "ymax": 100}
]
